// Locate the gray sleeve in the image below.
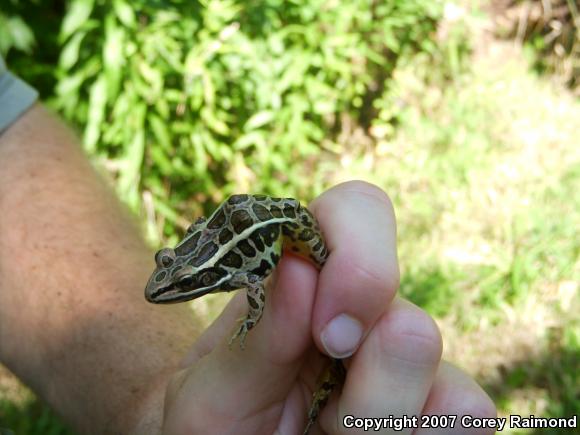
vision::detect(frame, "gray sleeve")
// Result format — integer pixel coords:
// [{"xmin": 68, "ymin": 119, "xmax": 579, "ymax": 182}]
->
[{"xmin": 0, "ymin": 55, "xmax": 39, "ymax": 133}]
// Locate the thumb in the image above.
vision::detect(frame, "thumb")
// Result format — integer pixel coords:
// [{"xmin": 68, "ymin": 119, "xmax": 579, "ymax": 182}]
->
[{"xmin": 162, "ymin": 255, "xmax": 318, "ymax": 434}]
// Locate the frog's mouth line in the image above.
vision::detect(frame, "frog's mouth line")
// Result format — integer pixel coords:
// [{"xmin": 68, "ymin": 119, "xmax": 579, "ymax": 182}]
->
[{"xmin": 146, "ymin": 283, "xmax": 215, "ymax": 303}]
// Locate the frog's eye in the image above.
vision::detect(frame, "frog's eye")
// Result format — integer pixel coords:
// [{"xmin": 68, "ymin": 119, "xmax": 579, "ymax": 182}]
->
[
  {"xmin": 178, "ymin": 275, "xmax": 194, "ymax": 287},
  {"xmin": 155, "ymin": 248, "xmax": 176, "ymax": 268},
  {"xmin": 201, "ymin": 273, "xmax": 214, "ymax": 286}
]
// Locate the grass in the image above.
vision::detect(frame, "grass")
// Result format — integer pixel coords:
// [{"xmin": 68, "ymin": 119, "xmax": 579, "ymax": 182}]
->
[
  {"xmin": 324, "ymin": 18, "xmax": 579, "ymax": 432},
  {"xmin": 1, "ymin": 4, "xmax": 579, "ymax": 433},
  {"xmin": 0, "ymin": 370, "xmax": 73, "ymax": 435},
  {"xmin": 0, "ymin": 399, "xmax": 72, "ymax": 435}
]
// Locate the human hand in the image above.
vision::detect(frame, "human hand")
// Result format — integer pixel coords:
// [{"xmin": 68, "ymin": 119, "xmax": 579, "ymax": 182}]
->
[{"xmin": 160, "ymin": 181, "xmax": 496, "ymax": 434}]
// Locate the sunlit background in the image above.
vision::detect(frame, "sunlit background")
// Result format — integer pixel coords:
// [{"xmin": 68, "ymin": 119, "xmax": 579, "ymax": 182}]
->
[{"xmin": 1, "ymin": 0, "xmax": 578, "ymax": 433}]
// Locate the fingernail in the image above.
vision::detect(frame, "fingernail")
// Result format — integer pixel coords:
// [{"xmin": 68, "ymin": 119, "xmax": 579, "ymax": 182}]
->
[{"xmin": 321, "ymin": 314, "xmax": 363, "ymax": 358}]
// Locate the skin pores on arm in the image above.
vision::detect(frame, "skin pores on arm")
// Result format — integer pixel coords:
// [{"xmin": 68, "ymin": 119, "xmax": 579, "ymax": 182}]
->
[{"xmin": 0, "ymin": 105, "xmax": 201, "ymax": 434}]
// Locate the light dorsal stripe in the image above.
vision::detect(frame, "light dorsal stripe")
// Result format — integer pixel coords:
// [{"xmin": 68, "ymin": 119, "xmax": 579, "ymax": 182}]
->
[{"xmin": 204, "ymin": 217, "xmax": 290, "ymax": 268}]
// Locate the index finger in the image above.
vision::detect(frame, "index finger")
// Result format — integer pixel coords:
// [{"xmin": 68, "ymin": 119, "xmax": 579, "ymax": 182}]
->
[{"xmin": 309, "ymin": 180, "xmax": 399, "ymax": 358}]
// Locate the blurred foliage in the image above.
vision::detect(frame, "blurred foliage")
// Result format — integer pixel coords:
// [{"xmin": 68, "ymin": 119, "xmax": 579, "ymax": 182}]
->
[
  {"xmin": 0, "ymin": 1, "xmax": 35, "ymax": 56},
  {"xmin": 4, "ymin": 0, "xmax": 444, "ymax": 241},
  {"xmin": 493, "ymin": 0, "xmax": 580, "ymax": 94},
  {"xmin": 0, "ymin": 396, "xmax": 73, "ymax": 435},
  {"xmin": 1, "ymin": 0, "xmax": 63, "ymax": 98},
  {"xmin": 62, "ymin": 0, "xmax": 441, "ymax": 225}
]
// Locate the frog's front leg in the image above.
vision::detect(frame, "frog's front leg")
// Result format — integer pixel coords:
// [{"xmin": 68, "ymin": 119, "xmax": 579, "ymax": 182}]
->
[{"xmin": 228, "ymin": 272, "xmax": 266, "ymax": 349}]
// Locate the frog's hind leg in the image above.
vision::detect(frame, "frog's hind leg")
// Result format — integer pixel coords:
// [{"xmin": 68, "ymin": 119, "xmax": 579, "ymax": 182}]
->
[
  {"xmin": 283, "ymin": 206, "xmax": 329, "ymax": 268},
  {"xmin": 303, "ymin": 358, "xmax": 346, "ymax": 434}
]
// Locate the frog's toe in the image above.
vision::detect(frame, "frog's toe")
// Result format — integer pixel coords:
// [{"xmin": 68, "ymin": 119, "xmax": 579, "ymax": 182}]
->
[{"xmin": 229, "ymin": 324, "xmax": 248, "ymax": 350}]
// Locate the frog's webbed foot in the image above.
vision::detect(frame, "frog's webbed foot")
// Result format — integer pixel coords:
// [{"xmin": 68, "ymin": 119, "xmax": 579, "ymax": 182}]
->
[{"xmin": 227, "ymin": 273, "xmax": 265, "ymax": 349}]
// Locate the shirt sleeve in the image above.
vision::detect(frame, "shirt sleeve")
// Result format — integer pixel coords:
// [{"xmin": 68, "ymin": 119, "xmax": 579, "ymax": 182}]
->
[{"xmin": 0, "ymin": 54, "xmax": 39, "ymax": 133}]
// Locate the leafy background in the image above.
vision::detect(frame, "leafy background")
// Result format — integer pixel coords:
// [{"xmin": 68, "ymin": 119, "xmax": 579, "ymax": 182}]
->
[{"xmin": 1, "ymin": 0, "xmax": 578, "ymax": 433}]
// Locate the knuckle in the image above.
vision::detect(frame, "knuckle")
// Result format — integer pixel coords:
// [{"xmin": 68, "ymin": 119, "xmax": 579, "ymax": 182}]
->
[
  {"xmin": 332, "ymin": 251, "xmax": 397, "ymax": 297},
  {"xmin": 350, "ymin": 261, "xmax": 393, "ymax": 296},
  {"xmin": 381, "ymin": 303, "xmax": 443, "ymax": 365},
  {"xmin": 333, "ymin": 258, "xmax": 398, "ymax": 312},
  {"xmin": 350, "ymin": 253, "xmax": 399, "ymax": 296}
]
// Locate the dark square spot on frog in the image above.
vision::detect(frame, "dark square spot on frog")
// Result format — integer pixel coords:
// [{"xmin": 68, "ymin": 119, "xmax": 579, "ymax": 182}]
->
[
  {"xmin": 270, "ymin": 205, "xmax": 283, "ymax": 218},
  {"xmin": 231, "ymin": 209, "xmax": 253, "ymax": 234},
  {"xmin": 250, "ymin": 230, "xmax": 265, "ymax": 251},
  {"xmin": 252, "ymin": 203, "xmax": 272, "ymax": 221},
  {"xmin": 248, "ymin": 296, "xmax": 260, "ymax": 310},
  {"xmin": 155, "ymin": 270, "xmax": 167, "ymax": 282},
  {"xmin": 253, "ymin": 194, "xmax": 268, "ymax": 201},
  {"xmin": 219, "ymin": 228, "xmax": 233, "ymax": 244},
  {"xmin": 175, "ymin": 231, "xmax": 202, "ymax": 256},
  {"xmin": 300, "ymin": 215, "xmax": 313, "ymax": 227},
  {"xmin": 237, "ymin": 239, "xmax": 256, "ymax": 257},
  {"xmin": 228, "ymin": 194, "xmax": 249, "ymax": 205},
  {"xmin": 207, "ymin": 208, "xmax": 226, "ymax": 229},
  {"xmin": 219, "ymin": 251, "xmax": 243, "ymax": 268},
  {"xmin": 283, "ymin": 206, "xmax": 296, "ymax": 218},
  {"xmin": 251, "ymin": 259, "xmax": 271, "ymax": 276},
  {"xmin": 260, "ymin": 224, "xmax": 280, "ymax": 245},
  {"xmin": 313, "ymin": 240, "xmax": 323, "ymax": 251},
  {"xmin": 299, "ymin": 229, "xmax": 315, "ymax": 241},
  {"xmin": 190, "ymin": 242, "xmax": 219, "ymax": 267},
  {"xmin": 270, "ymin": 252, "xmax": 280, "ymax": 265}
]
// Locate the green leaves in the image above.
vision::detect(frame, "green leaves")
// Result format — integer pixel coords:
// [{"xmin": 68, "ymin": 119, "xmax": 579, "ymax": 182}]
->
[
  {"xmin": 0, "ymin": 13, "xmax": 35, "ymax": 55},
  {"xmin": 113, "ymin": 0, "xmax": 136, "ymax": 28},
  {"xmin": 84, "ymin": 75, "xmax": 107, "ymax": 153},
  {"xmin": 244, "ymin": 111, "xmax": 274, "ymax": 131},
  {"xmin": 103, "ymin": 15, "xmax": 125, "ymax": 100},
  {"xmin": 52, "ymin": 0, "xmax": 442, "ymax": 238},
  {"xmin": 118, "ymin": 102, "xmax": 146, "ymax": 209},
  {"xmin": 60, "ymin": 0, "xmax": 94, "ymax": 41},
  {"xmin": 59, "ymin": 31, "xmax": 86, "ymax": 69}
]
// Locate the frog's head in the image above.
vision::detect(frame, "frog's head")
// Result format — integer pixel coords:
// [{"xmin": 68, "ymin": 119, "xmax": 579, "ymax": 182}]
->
[{"xmin": 144, "ymin": 247, "xmax": 230, "ymax": 303}]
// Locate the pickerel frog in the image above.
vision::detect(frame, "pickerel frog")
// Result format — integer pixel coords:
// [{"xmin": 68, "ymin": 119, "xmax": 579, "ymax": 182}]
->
[{"xmin": 145, "ymin": 194, "xmax": 345, "ymax": 434}]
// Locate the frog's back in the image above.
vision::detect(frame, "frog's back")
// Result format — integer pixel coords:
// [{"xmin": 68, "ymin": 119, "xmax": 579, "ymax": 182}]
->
[
  {"xmin": 173, "ymin": 194, "xmax": 327, "ymax": 276},
  {"xmin": 226, "ymin": 195, "xmax": 328, "ymax": 268}
]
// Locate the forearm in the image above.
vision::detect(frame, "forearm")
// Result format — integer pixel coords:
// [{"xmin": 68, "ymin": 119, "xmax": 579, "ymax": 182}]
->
[{"xmin": 0, "ymin": 105, "xmax": 200, "ymax": 433}]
